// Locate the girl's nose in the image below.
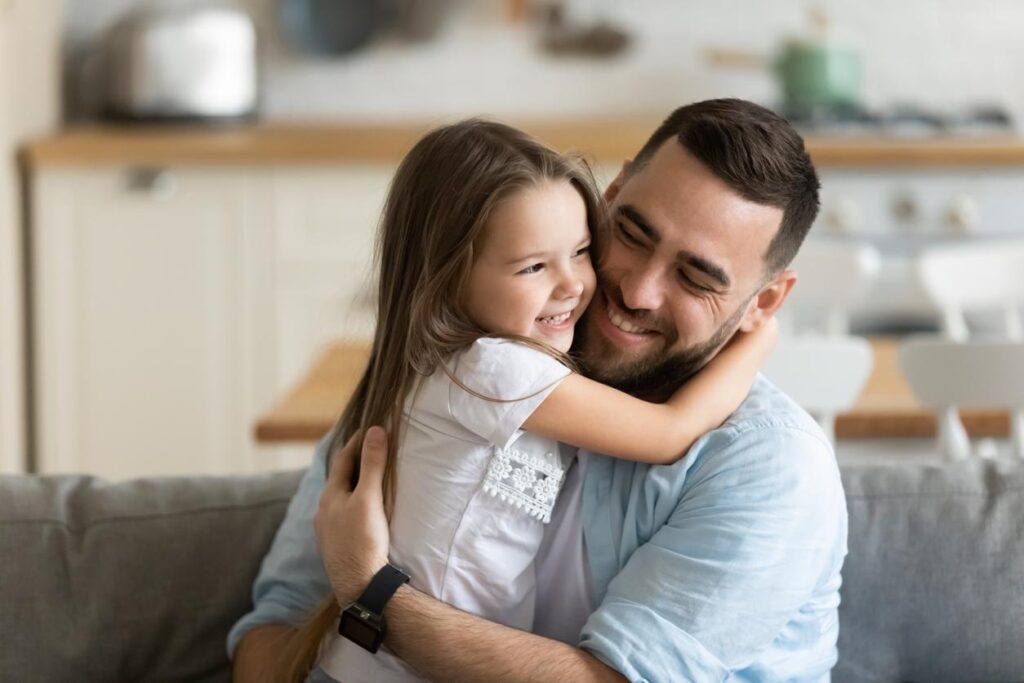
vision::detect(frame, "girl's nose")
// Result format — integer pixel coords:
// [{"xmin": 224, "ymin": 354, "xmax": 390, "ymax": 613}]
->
[{"xmin": 556, "ymin": 270, "xmax": 585, "ymax": 300}]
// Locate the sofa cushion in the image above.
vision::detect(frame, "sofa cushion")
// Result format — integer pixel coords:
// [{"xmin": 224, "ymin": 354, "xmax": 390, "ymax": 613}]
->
[
  {"xmin": 836, "ymin": 458, "xmax": 1024, "ymax": 682},
  {"xmin": 0, "ymin": 470, "xmax": 303, "ymax": 683}
]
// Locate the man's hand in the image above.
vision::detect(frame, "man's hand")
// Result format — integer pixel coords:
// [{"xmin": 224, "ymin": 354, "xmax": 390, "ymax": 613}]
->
[{"xmin": 315, "ymin": 426, "xmax": 392, "ymax": 606}]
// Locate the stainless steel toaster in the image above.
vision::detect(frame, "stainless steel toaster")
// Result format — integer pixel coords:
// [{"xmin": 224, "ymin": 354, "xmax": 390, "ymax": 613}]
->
[{"xmin": 101, "ymin": 3, "xmax": 259, "ymax": 121}]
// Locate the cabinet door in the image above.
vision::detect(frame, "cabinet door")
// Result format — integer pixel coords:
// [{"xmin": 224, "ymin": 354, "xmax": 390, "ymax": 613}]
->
[
  {"xmin": 31, "ymin": 167, "xmax": 275, "ymax": 478},
  {"xmin": 270, "ymin": 166, "xmax": 392, "ymax": 386}
]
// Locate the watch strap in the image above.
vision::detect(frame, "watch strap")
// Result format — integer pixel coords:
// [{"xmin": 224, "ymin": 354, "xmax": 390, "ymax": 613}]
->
[{"xmin": 357, "ymin": 564, "xmax": 410, "ymax": 615}]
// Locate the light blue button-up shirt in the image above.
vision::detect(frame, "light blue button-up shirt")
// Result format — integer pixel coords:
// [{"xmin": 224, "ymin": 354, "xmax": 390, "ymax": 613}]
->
[{"xmin": 229, "ymin": 376, "xmax": 848, "ymax": 682}]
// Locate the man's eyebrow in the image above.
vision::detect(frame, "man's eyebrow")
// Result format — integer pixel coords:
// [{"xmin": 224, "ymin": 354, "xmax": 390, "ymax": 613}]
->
[
  {"xmin": 617, "ymin": 204, "xmax": 731, "ymax": 288},
  {"xmin": 680, "ymin": 253, "xmax": 731, "ymax": 289},
  {"xmin": 617, "ymin": 205, "xmax": 660, "ymax": 243}
]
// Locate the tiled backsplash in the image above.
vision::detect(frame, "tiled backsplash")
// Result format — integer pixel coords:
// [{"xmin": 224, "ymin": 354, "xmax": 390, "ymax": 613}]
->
[{"xmin": 64, "ymin": 0, "xmax": 1024, "ymax": 123}]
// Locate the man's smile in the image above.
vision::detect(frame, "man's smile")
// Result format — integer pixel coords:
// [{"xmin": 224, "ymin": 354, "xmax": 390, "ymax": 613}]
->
[{"xmin": 594, "ymin": 289, "xmax": 663, "ymax": 348}]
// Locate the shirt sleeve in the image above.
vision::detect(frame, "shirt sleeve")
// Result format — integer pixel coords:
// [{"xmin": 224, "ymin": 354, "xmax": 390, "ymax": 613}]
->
[
  {"xmin": 448, "ymin": 338, "xmax": 572, "ymax": 449},
  {"xmin": 226, "ymin": 436, "xmax": 333, "ymax": 659},
  {"xmin": 578, "ymin": 425, "xmax": 847, "ymax": 683}
]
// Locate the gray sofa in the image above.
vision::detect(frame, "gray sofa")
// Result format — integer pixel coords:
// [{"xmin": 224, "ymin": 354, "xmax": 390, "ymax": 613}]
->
[{"xmin": 2, "ymin": 458, "xmax": 1023, "ymax": 682}]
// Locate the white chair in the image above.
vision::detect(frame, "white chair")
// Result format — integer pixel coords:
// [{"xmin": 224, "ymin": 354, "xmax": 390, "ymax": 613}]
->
[
  {"xmin": 916, "ymin": 239, "xmax": 1024, "ymax": 341},
  {"xmin": 783, "ymin": 238, "xmax": 882, "ymax": 336},
  {"xmin": 762, "ymin": 335, "xmax": 874, "ymax": 443},
  {"xmin": 899, "ymin": 338, "xmax": 1024, "ymax": 461},
  {"xmin": 766, "ymin": 239, "xmax": 880, "ymax": 442}
]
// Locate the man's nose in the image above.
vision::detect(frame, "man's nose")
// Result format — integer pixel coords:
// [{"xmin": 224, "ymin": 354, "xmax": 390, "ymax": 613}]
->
[{"xmin": 620, "ymin": 262, "xmax": 665, "ymax": 312}]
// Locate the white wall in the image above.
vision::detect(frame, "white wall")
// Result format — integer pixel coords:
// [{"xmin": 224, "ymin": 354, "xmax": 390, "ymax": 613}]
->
[
  {"xmin": 64, "ymin": 0, "xmax": 1024, "ymax": 124},
  {"xmin": 0, "ymin": 0, "xmax": 62, "ymax": 473}
]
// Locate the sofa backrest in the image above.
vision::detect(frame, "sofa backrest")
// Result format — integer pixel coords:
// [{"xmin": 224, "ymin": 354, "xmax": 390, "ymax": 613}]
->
[
  {"xmin": 0, "ymin": 470, "xmax": 303, "ymax": 683},
  {"xmin": 836, "ymin": 458, "xmax": 1024, "ymax": 682},
  {"xmin": 3, "ymin": 459, "xmax": 1023, "ymax": 682}
]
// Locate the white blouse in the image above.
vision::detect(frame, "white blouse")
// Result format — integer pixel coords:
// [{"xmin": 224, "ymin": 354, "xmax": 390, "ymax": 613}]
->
[{"xmin": 320, "ymin": 338, "xmax": 573, "ymax": 682}]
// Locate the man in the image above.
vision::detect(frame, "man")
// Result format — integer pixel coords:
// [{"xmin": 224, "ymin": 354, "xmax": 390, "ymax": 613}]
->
[{"xmin": 230, "ymin": 99, "xmax": 848, "ymax": 682}]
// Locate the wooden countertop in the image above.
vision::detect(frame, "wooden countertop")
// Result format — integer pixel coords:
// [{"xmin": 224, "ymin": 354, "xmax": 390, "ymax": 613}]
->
[
  {"xmin": 24, "ymin": 122, "xmax": 1024, "ymax": 168},
  {"xmin": 254, "ymin": 338, "xmax": 1010, "ymax": 443}
]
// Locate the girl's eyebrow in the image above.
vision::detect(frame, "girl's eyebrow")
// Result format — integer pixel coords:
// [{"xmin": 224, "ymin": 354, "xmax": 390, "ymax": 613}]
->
[{"xmin": 505, "ymin": 250, "xmax": 549, "ymax": 265}]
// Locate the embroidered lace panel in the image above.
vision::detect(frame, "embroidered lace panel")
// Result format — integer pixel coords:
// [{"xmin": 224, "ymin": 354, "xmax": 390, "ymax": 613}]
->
[{"xmin": 483, "ymin": 446, "xmax": 566, "ymax": 523}]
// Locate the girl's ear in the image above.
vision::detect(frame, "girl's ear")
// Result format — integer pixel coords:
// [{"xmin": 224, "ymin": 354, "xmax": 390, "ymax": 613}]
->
[
  {"xmin": 604, "ymin": 159, "xmax": 633, "ymax": 203},
  {"xmin": 739, "ymin": 270, "xmax": 797, "ymax": 332}
]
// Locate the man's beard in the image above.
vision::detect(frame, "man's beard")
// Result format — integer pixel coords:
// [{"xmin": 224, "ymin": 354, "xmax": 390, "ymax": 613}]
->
[{"xmin": 573, "ymin": 294, "xmax": 748, "ymax": 401}]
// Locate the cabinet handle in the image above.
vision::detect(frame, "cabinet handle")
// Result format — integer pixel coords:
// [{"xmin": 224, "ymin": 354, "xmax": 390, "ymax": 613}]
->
[{"xmin": 125, "ymin": 168, "xmax": 177, "ymax": 200}]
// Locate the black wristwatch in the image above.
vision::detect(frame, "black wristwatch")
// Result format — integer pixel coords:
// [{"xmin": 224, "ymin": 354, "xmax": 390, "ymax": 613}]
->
[{"xmin": 338, "ymin": 564, "xmax": 411, "ymax": 653}]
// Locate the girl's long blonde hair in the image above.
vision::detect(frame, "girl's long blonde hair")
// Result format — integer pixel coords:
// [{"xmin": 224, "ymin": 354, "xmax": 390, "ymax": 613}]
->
[{"xmin": 276, "ymin": 119, "xmax": 607, "ymax": 682}]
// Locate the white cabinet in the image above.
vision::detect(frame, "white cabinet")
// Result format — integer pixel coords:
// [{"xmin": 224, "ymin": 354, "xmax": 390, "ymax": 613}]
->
[
  {"xmin": 29, "ymin": 162, "xmax": 391, "ymax": 478},
  {"xmin": 266, "ymin": 166, "xmax": 392, "ymax": 468},
  {"xmin": 269, "ymin": 166, "xmax": 391, "ymax": 387},
  {"xmin": 0, "ymin": 0, "xmax": 61, "ymax": 474},
  {"xmin": 31, "ymin": 167, "xmax": 270, "ymax": 477}
]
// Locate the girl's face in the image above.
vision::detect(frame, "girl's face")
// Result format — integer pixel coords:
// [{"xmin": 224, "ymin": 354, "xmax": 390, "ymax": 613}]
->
[{"xmin": 465, "ymin": 179, "xmax": 596, "ymax": 353}]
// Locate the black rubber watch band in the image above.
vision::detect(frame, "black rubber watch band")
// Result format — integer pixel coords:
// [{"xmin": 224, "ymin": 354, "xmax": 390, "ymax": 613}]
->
[{"xmin": 357, "ymin": 564, "xmax": 410, "ymax": 616}]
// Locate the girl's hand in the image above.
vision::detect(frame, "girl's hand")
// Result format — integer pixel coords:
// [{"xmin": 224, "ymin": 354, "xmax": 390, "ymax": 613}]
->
[
  {"xmin": 727, "ymin": 315, "xmax": 778, "ymax": 360},
  {"xmin": 665, "ymin": 316, "xmax": 778, "ymax": 435}
]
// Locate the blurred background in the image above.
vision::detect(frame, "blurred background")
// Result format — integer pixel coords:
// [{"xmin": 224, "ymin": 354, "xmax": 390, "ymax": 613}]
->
[{"xmin": 3, "ymin": 0, "xmax": 1024, "ymax": 479}]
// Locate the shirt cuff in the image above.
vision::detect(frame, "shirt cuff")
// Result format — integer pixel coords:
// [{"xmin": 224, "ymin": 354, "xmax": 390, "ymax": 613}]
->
[{"xmin": 579, "ymin": 600, "xmax": 728, "ymax": 683}]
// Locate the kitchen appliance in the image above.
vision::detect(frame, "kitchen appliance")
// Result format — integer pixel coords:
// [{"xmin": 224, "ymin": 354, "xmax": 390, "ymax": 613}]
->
[
  {"xmin": 277, "ymin": 0, "xmax": 390, "ymax": 56},
  {"xmin": 775, "ymin": 37, "xmax": 860, "ymax": 117},
  {"xmin": 706, "ymin": 7, "xmax": 862, "ymax": 118},
  {"xmin": 100, "ymin": 3, "xmax": 259, "ymax": 121}
]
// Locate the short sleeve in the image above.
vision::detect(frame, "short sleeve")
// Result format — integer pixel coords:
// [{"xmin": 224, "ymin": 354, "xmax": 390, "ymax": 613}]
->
[{"xmin": 448, "ymin": 338, "xmax": 572, "ymax": 449}]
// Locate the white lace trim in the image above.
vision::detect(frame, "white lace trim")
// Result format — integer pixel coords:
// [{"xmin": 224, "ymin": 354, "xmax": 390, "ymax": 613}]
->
[{"xmin": 483, "ymin": 446, "xmax": 566, "ymax": 523}]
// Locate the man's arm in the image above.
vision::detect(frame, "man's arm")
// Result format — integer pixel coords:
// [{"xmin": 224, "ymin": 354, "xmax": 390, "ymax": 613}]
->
[
  {"xmin": 232, "ymin": 625, "xmax": 297, "ymax": 683},
  {"xmin": 321, "ymin": 423, "xmax": 846, "ymax": 683},
  {"xmin": 577, "ymin": 424, "xmax": 848, "ymax": 682},
  {"xmin": 229, "ymin": 438, "xmax": 334, "ymax": 678},
  {"xmin": 316, "ymin": 428, "xmax": 627, "ymax": 683},
  {"xmin": 385, "ymin": 587, "xmax": 626, "ymax": 683}
]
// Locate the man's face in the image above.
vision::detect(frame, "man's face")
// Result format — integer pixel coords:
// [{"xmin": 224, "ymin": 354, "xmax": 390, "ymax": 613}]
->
[{"xmin": 575, "ymin": 140, "xmax": 786, "ymax": 398}]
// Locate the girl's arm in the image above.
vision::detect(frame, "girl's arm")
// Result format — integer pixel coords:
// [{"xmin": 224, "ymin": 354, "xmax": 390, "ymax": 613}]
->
[{"xmin": 522, "ymin": 318, "xmax": 777, "ymax": 464}]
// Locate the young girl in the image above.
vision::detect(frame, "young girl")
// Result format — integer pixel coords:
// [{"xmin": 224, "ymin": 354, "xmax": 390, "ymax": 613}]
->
[{"xmin": 280, "ymin": 120, "xmax": 775, "ymax": 682}]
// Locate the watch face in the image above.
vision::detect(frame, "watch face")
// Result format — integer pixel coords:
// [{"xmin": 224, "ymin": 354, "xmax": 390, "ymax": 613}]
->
[{"xmin": 340, "ymin": 607, "xmax": 383, "ymax": 653}]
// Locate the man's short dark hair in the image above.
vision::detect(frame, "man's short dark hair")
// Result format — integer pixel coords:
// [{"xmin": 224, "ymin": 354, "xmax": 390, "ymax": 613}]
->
[{"xmin": 632, "ymin": 98, "xmax": 820, "ymax": 275}]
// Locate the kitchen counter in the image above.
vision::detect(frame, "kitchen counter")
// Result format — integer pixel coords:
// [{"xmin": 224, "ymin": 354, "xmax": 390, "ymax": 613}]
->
[
  {"xmin": 24, "ymin": 122, "xmax": 1024, "ymax": 167},
  {"xmin": 253, "ymin": 338, "xmax": 1011, "ymax": 443}
]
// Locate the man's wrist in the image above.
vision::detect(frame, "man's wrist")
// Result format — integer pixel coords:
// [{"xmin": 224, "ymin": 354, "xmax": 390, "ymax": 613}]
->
[
  {"xmin": 329, "ymin": 554, "xmax": 389, "ymax": 607},
  {"xmin": 337, "ymin": 563, "xmax": 411, "ymax": 653}
]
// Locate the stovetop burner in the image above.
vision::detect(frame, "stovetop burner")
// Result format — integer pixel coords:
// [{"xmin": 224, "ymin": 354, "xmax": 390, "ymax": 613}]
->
[{"xmin": 784, "ymin": 104, "xmax": 1015, "ymax": 137}]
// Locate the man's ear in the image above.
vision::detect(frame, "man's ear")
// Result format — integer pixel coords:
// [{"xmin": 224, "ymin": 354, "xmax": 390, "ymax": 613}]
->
[
  {"xmin": 604, "ymin": 159, "xmax": 632, "ymax": 203},
  {"xmin": 739, "ymin": 270, "xmax": 797, "ymax": 332}
]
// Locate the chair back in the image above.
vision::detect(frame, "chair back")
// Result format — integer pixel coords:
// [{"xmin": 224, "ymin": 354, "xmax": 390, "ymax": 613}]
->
[
  {"xmin": 917, "ymin": 239, "xmax": 1024, "ymax": 340},
  {"xmin": 783, "ymin": 239, "xmax": 881, "ymax": 335},
  {"xmin": 898, "ymin": 338, "xmax": 1024, "ymax": 460},
  {"xmin": 763, "ymin": 335, "xmax": 874, "ymax": 442}
]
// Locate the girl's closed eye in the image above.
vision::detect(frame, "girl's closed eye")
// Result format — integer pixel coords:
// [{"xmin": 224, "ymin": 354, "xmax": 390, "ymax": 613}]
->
[{"xmin": 573, "ymin": 243, "xmax": 591, "ymax": 258}]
